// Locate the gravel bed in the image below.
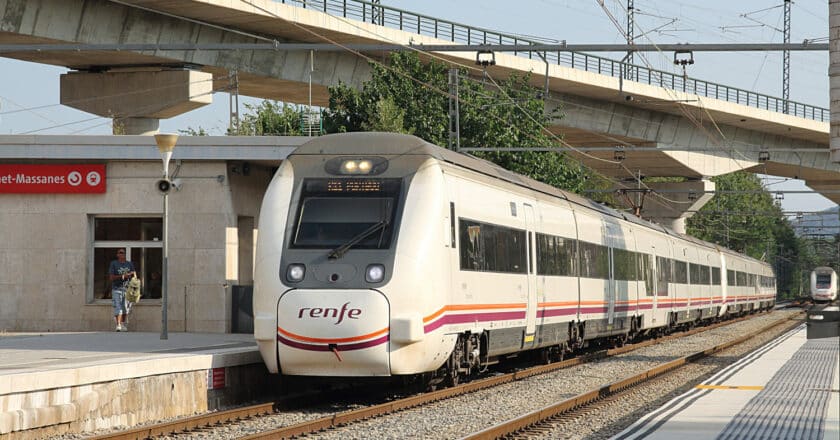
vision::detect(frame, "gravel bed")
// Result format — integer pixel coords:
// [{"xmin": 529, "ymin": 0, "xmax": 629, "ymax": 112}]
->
[
  {"xmin": 302, "ymin": 310, "xmax": 801, "ymax": 440},
  {"xmin": 61, "ymin": 310, "xmax": 800, "ymax": 440}
]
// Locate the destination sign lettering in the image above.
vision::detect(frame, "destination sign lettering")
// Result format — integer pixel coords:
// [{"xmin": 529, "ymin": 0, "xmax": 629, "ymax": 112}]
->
[{"xmin": 0, "ymin": 164, "xmax": 106, "ymax": 194}]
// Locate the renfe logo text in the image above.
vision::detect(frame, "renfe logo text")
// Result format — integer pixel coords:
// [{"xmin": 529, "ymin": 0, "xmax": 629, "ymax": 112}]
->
[{"xmin": 298, "ymin": 302, "xmax": 362, "ymax": 325}]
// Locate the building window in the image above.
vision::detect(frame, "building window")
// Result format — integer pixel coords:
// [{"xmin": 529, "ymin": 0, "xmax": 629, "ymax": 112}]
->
[{"xmin": 91, "ymin": 217, "xmax": 163, "ymax": 302}]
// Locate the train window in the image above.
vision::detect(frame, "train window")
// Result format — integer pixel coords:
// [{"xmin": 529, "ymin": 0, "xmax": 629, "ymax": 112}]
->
[
  {"xmin": 459, "ymin": 218, "xmax": 527, "ymax": 274},
  {"xmin": 291, "ymin": 178, "xmax": 401, "ymax": 249},
  {"xmin": 449, "ymin": 202, "xmax": 456, "ymax": 248},
  {"xmin": 639, "ymin": 253, "xmax": 655, "ymax": 295},
  {"xmin": 727, "ymin": 270, "xmax": 736, "ymax": 286},
  {"xmin": 736, "ymin": 271, "xmax": 747, "ymax": 287},
  {"xmin": 579, "ymin": 241, "xmax": 609, "ymax": 279},
  {"xmin": 712, "ymin": 267, "xmax": 721, "ymax": 285},
  {"xmin": 536, "ymin": 233, "xmax": 577, "ymax": 277},
  {"xmin": 673, "ymin": 261, "xmax": 688, "ymax": 284},
  {"xmin": 816, "ymin": 274, "xmax": 831, "ymax": 288},
  {"xmin": 656, "ymin": 257, "xmax": 670, "ymax": 296},
  {"xmin": 689, "ymin": 263, "xmax": 701, "ymax": 285},
  {"xmin": 699, "ymin": 265, "xmax": 710, "ymax": 285},
  {"xmin": 613, "ymin": 248, "xmax": 637, "ymax": 281}
]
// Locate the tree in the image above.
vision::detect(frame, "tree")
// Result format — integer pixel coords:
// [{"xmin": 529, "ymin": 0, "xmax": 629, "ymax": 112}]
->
[
  {"xmin": 233, "ymin": 101, "xmax": 306, "ymax": 136},
  {"xmin": 686, "ymin": 171, "xmax": 805, "ymax": 295},
  {"xmin": 181, "ymin": 101, "xmax": 307, "ymax": 136},
  {"xmin": 323, "ymin": 51, "xmax": 594, "ymax": 192}
]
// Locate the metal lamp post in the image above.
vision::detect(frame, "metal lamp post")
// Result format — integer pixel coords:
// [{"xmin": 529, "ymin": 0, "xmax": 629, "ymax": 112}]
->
[{"xmin": 154, "ymin": 133, "xmax": 178, "ymax": 340}]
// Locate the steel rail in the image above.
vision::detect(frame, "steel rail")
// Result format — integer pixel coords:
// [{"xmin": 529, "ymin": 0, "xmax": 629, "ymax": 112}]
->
[
  {"xmin": 463, "ymin": 315, "xmax": 803, "ymax": 440},
  {"xmin": 234, "ymin": 314, "xmax": 768, "ymax": 440},
  {"xmin": 84, "ymin": 402, "xmax": 277, "ymax": 440}
]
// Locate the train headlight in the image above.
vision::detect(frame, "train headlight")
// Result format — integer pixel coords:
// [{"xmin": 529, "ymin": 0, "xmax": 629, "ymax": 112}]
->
[
  {"xmin": 342, "ymin": 160, "xmax": 358, "ymax": 173},
  {"xmin": 286, "ymin": 264, "xmax": 306, "ymax": 283},
  {"xmin": 340, "ymin": 160, "xmax": 374, "ymax": 174},
  {"xmin": 365, "ymin": 264, "xmax": 385, "ymax": 283},
  {"xmin": 325, "ymin": 157, "xmax": 388, "ymax": 175}
]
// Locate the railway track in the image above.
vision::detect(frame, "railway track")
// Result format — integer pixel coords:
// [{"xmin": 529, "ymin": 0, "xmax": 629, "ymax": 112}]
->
[{"xmin": 85, "ymin": 311, "xmax": 796, "ymax": 440}]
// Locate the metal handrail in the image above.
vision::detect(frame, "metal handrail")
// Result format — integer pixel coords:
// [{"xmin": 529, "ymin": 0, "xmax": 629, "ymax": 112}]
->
[{"xmin": 278, "ymin": 0, "xmax": 828, "ymax": 122}]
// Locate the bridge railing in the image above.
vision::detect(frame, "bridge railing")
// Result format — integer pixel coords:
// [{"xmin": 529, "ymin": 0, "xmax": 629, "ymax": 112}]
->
[{"xmin": 280, "ymin": 0, "xmax": 828, "ymax": 122}]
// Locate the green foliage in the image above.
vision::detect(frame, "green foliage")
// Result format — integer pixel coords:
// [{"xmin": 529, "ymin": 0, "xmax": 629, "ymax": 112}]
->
[
  {"xmin": 232, "ymin": 101, "xmax": 306, "ymax": 136},
  {"xmin": 323, "ymin": 51, "xmax": 590, "ymax": 192},
  {"xmin": 685, "ymin": 171, "xmax": 805, "ymax": 295},
  {"xmin": 179, "ymin": 126, "xmax": 209, "ymax": 136},
  {"xmin": 361, "ymin": 97, "xmax": 415, "ymax": 134}
]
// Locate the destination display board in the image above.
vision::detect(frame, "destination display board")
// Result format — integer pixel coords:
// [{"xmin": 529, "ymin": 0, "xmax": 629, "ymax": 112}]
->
[{"xmin": 0, "ymin": 164, "xmax": 106, "ymax": 193}]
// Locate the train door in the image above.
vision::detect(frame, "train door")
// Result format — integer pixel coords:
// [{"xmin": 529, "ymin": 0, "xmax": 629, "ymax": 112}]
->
[
  {"xmin": 444, "ymin": 173, "xmax": 461, "ymax": 312},
  {"xmin": 523, "ymin": 203, "xmax": 538, "ymax": 348},
  {"xmin": 650, "ymin": 246, "xmax": 658, "ymax": 320},
  {"xmin": 606, "ymin": 223, "xmax": 617, "ymax": 327}
]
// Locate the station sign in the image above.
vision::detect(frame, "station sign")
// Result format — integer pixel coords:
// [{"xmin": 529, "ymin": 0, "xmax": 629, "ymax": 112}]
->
[{"xmin": 0, "ymin": 164, "xmax": 106, "ymax": 193}]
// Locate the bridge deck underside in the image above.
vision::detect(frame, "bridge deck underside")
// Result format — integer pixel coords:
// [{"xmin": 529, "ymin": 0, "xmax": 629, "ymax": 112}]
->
[{"xmin": 0, "ymin": 0, "xmax": 837, "ymax": 204}]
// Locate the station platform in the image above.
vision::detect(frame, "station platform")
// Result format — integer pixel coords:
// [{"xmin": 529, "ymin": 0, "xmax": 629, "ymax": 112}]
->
[
  {"xmin": 613, "ymin": 324, "xmax": 840, "ymax": 439},
  {"xmin": 0, "ymin": 331, "xmax": 275, "ymax": 439}
]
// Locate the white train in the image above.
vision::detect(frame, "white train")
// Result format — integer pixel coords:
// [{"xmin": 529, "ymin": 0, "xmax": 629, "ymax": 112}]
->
[
  {"xmin": 253, "ymin": 133, "xmax": 776, "ymax": 385},
  {"xmin": 810, "ymin": 267, "xmax": 838, "ymax": 303}
]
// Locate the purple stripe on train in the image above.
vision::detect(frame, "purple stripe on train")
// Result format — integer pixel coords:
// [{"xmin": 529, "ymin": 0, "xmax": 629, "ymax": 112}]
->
[
  {"xmin": 424, "ymin": 310, "xmax": 527, "ymax": 333},
  {"xmin": 278, "ymin": 334, "xmax": 390, "ymax": 352}
]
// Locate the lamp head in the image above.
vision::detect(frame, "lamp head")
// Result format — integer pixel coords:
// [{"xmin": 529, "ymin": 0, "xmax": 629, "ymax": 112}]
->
[
  {"xmin": 154, "ymin": 133, "xmax": 178, "ymax": 154},
  {"xmin": 154, "ymin": 133, "xmax": 179, "ymax": 178}
]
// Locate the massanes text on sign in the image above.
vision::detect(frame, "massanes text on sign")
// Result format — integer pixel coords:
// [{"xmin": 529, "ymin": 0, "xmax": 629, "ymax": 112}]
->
[{"xmin": 0, "ymin": 164, "xmax": 106, "ymax": 193}]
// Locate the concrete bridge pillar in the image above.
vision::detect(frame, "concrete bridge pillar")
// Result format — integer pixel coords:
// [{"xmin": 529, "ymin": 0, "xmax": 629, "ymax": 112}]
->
[
  {"xmin": 60, "ymin": 69, "xmax": 213, "ymax": 135},
  {"xmin": 636, "ymin": 180, "xmax": 715, "ymax": 234}
]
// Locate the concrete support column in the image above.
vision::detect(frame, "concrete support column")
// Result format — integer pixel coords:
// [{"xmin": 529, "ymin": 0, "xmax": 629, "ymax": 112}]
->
[
  {"xmin": 832, "ymin": 0, "xmax": 840, "ymax": 162},
  {"xmin": 638, "ymin": 180, "xmax": 716, "ymax": 234},
  {"xmin": 60, "ymin": 69, "xmax": 213, "ymax": 135}
]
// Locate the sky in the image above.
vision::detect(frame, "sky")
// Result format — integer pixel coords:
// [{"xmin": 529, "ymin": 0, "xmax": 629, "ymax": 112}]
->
[{"xmin": 0, "ymin": 0, "xmax": 836, "ymax": 213}]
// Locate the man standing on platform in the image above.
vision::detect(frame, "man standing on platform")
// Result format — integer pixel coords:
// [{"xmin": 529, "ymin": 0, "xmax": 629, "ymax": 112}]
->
[{"xmin": 109, "ymin": 248, "xmax": 136, "ymax": 332}]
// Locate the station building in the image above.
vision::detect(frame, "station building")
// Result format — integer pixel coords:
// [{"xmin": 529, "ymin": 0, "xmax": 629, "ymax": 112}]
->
[{"xmin": 0, "ymin": 135, "xmax": 305, "ymax": 333}]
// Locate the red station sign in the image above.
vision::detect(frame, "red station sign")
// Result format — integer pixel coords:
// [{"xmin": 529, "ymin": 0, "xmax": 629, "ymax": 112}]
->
[{"xmin": 0, "ymin": 164, "xmax": 107, "ymax": 194}]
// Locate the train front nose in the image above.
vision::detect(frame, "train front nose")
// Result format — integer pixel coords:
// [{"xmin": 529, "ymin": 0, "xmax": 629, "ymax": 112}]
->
[{"xmin": 276, "ymin": 289, "xmax": 390, "ymax": 376}]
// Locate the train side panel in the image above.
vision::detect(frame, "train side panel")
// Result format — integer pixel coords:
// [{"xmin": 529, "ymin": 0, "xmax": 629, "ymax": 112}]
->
[
  {"xmin": 253, "ymin": 161, "xmax": 296, "ymax": 374},
  {"xmin": 533, "ymin": 197, "xmax": 579, "ymax": 349},
  {"xmin": 387, "ymin": 161, "xmax": 455, "ymax": 375},
  {"xmin": 446, "ymin": 171, "xmax": 533, "ymax": 356}
]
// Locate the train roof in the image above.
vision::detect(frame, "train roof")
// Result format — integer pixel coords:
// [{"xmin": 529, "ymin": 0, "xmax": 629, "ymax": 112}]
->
[{"xmin": 291, "ymin": 133, "xmax": 768, "ymax": 267}]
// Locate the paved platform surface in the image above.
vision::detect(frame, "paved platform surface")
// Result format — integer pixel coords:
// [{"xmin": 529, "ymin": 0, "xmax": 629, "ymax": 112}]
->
[
  {"xmin": 613, "ymin": 325, "xmax": 840, "ymax": 439},
  {"xmin": 0, "ymin": 332, "xmax": 260, "ymax": 395}
]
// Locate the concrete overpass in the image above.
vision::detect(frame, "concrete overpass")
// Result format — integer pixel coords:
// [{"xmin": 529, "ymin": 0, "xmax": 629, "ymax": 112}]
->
[{"xmin": 0, "ymin": 0, "xmax": 836, "ymax": 230}]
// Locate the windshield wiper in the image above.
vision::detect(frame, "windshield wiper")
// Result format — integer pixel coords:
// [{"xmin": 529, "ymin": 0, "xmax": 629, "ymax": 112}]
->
[{"xmin": 327, "ymin": 220, "xmax": 389, "ymax": 260}]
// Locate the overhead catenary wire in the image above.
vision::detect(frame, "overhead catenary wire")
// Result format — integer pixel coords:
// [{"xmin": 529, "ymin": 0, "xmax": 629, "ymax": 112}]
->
[
  {"xmin": 6, "ymin": 1, "xmax": 819, "ymax": 217},
  {"xmin": 227, "ymin": 0, "xmax": 703, "ymax": 216}
]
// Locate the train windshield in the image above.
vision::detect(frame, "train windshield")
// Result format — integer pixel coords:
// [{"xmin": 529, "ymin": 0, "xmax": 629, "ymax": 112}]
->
[
  {"xmin": 816, "ymin": 274, "xmax": 831, "ymax": 288},
  {"xmin": 291, "ymin": 178, "xmax": 401, "ymax": 249}
]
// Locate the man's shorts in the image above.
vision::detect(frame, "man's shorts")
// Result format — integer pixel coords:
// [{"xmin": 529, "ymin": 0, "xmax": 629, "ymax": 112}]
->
[{"xmin": 112, "ymin": 289, "xmax": 127, "ymax": 316}]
